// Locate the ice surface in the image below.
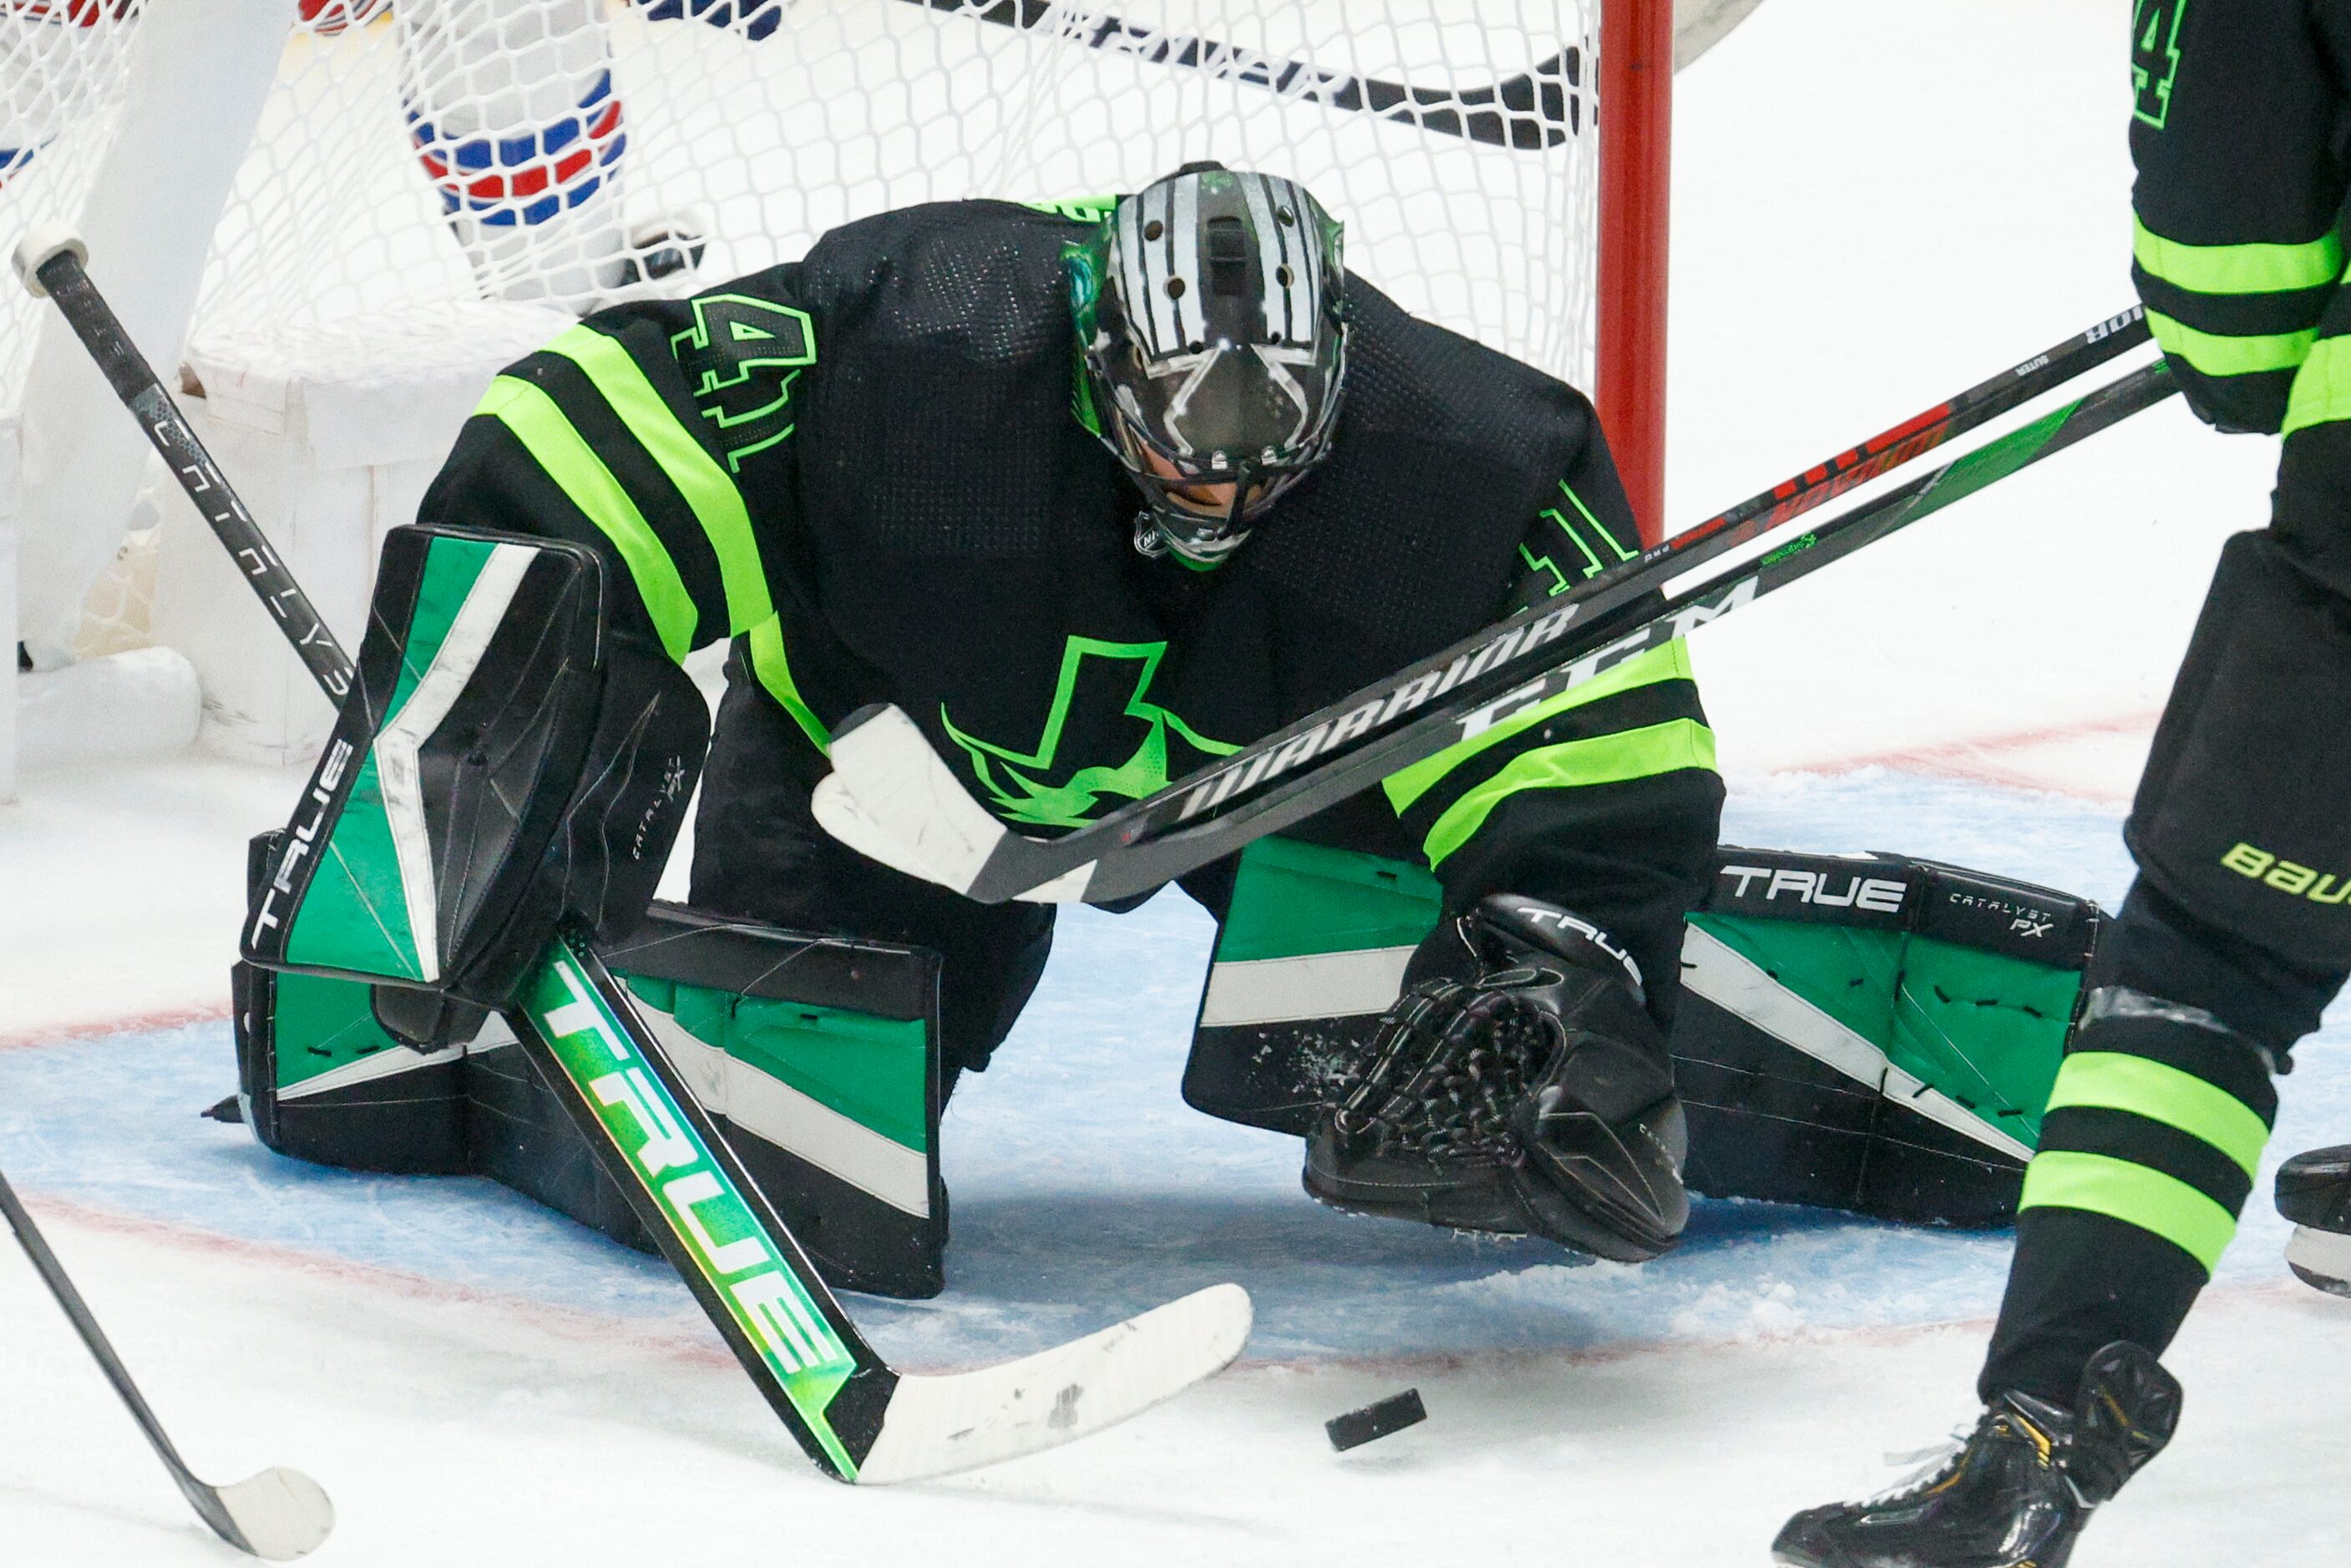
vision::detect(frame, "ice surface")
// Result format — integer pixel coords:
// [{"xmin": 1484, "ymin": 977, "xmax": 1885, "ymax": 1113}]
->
[{"xmin": 4, "ymin": 1, "xmax": 2348, "ymax": 1561}]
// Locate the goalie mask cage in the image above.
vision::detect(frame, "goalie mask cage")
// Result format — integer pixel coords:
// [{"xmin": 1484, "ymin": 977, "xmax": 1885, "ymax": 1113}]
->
[{"xmin": 0, "ymin": 0, "xmax": 1670, "ymax": 776}]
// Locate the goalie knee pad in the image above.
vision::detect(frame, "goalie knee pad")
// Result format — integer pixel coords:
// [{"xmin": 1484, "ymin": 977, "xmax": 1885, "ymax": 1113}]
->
[{"xmin": 2129, "ymin": 530, "xmax": 2351, "ymax": 991}]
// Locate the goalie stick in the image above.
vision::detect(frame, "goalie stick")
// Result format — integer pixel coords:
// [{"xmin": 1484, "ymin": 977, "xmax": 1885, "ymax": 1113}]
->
[
  {"xmin": 13, "ymin": 225, "xmax": 1252, "ymax": 1485},
  {"xmin": 0, "ymin": 1164, "xmax": 334, "ymax": 1559},
  {"xmin": 810, "ymin": 330, "xmax": 2174, "ymax": 907},
  {"xmin": 907, "ymin": 0, "xmax": 1583, "ymax": 150}
]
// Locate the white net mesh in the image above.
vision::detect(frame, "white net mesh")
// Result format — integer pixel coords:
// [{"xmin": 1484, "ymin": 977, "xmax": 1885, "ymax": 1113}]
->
[
  {"xmin": 196, "ymin": 0, "xmax": 1601, "ymax": 381},
  {"xmin": 4, "ymin": 0, "xmax": 1608, "ymax": 657},
  {"xmin": 0, "ymin": 0, "xmax": 142, "ymax": 404}
]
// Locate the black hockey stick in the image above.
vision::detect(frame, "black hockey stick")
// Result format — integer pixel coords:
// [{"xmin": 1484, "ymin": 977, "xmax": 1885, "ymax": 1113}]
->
[
  {"xmin": 0, "ymin": 1164, "xmax": 333, "ymax": 1558},
  {"xmin": 812, "ymin": 322, "xmax": 2171, "ymax": 905},
  {"xmin": 14, "ymin": 225, "xmax": 1251, "ymax": 1485},
  {"xmin": 904, "ymin": 0, "xmax": 1581, "ymax": 150},
  {"xmin": 1624, "ymin": 307, "xmax": 2151, "ymax": 585},
  {"xmin": 18, "ymin": 236, "xmax": 351, "ymax": 703}
]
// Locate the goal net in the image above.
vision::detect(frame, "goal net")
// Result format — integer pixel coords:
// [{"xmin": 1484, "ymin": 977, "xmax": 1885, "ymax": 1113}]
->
[{"xmin": 2, "ymin": 0, "xmax": 1666, "ymax": 764}]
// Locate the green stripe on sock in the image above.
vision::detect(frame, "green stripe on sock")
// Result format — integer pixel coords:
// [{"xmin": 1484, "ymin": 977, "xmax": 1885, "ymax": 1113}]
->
[
  {"xmin": 2043, "ymin": 1051, "xmax": 2271, "ymax": 1180},
  {"xmin": 542, "ymin": 326, "xmax": 775, "ymax": 636},
  {"xmin": 2019, "ymin": 1149, "xmax": 2239, "ymax": 1272},
  {"xmin": 1417, "ymin": 717, "xmax": 1716, "ymax": 868},
  {"xmin": 474, "ymin": 377, "xmax": 698, "ymax": 660},
  {"xmin": 2133, "ymin": 217, "xmax": 2343, "ymax": 296},
  {"xmin": 2146, "ymin": 309, "xmax": 2318, "ymax": 378},
  {"xmin": 2283, "ymin": 335, "xmax": 2351, "ymax": 436}
]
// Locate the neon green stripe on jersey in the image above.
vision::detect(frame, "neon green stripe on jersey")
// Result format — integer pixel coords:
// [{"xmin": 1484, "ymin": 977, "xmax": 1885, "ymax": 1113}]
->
[
  {"xmin": 1382, "ymin": 640, "xmax": 1695, "ymax": 813},
  {"xmin": 2132, "ymin": 217, "xmax": 2344, "ymax": 296},
  {"xmin": 2042, "ymin": 1052, "xmax": 2272, "ymax": 1180},
  {"xmin": 543, "ymin": 325, "xmax": 776, "ymax": 636},
  {"xmin": 2283, "ymin": 335, "xmax": 2351, "ymax": 437},
  {"xmin": 474, "ymin": 377, "xmax": 697, "ymax": 661},
  {"xmin": 1417, "ymin": 717, "xmax": 1717, "ymax": 868},
  {"xmin": 2146, "ymin": 309, "xmax": 2318, "ymax": 378},
  {"xmin": 747, "ymin": 613, "xmax": 829, "ymax": 755},
  {"xmin": 2019, "ymin": 1150, "xmax": 2240, "ymax": 1273}
]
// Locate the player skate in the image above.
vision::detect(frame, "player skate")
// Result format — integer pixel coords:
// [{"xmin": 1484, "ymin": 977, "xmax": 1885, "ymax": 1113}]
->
[
  {"xmin": 2278, "ymin": 1143, "xmax": 2351, "ymax": 1296},
  {"xmin": 1773, "ymin": 1341, "xmax": 2181, "ymax": 1568}
]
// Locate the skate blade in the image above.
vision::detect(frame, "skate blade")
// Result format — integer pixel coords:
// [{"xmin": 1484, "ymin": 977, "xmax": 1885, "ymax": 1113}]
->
[{"xmin": 2285, "ymin": 1224, "xmax": 2351, "ymax": 1298}]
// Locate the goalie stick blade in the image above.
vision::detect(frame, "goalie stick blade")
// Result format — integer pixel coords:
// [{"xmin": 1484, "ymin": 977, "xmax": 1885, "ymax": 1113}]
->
[
  {"xmin": 204, "ymin": 1468, "xmax": 336, "ymax": 1560},
  {"xmin": 854, "ymin": 1283, "xmax": 1253, "ymax": 1485},
  {"xmin": 814, "ymin": 704, "xmax": 1095, "ymax": 903}
]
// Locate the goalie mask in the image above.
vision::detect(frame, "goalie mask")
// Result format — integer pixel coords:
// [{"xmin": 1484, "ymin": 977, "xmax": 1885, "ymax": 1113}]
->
[{"xmin": 1077, "ymin": 163, "xmax": 1348, "ymax": 566}]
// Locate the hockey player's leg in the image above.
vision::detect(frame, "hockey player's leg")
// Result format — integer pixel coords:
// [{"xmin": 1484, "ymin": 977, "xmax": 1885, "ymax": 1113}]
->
[
  {"xmin": 2250, "ymin": 417, "xmax": 2351, "ymax": 1299},
  {"xmin": 1776, "ymin": 425, "xmax": 2351, "ymax": 1565}
]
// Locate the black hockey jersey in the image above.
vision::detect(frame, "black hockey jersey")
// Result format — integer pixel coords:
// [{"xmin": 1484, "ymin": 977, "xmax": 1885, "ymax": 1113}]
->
[
  {"xmin": 419, "ymin": 200, "xmax": 1721, "ymax": 998},
  {"xmin": 2127, "ymin": 0, "xmax": 2351, "ymax": 433}
]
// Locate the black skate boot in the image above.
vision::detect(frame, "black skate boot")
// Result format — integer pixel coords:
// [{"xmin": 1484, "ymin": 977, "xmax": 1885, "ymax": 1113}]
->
[
  {"xmin": 1304, "ymin": 895, "xmax": 1686, "ymax": 1263},
  {"xmin": 1772, "ymin": 1341, "xmax": 2181, "ymax": 1568},
  {"xmin": 2278, "ymin": 1143, "xmax": 2351, "ymax": 1297}
]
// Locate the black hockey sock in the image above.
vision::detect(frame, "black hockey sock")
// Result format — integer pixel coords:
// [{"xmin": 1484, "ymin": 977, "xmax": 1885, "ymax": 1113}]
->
[
  {"xmin": 1979, "ymin": 1207, "xmax": 2206, "ymax": 1404},
  {"xmin": 1978, "ymin": 1002, "xmax": 2277, "ymax": 1404}
]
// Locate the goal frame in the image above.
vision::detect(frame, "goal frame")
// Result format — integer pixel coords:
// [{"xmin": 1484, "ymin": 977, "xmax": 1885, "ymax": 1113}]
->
[{"xmin": 1598, "ymin": 0, "xmax": 1672, "ymax": 546}]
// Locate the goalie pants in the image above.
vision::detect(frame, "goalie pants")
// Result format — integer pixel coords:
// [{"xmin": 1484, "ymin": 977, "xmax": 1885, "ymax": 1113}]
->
[
  {"xmin": 687, "ymin": 655, "xmax": 1265, "ymax": 1090},
  {"xmin": 1979, "ymin": 414, "xmax": 2351, "ymax": 1404}
]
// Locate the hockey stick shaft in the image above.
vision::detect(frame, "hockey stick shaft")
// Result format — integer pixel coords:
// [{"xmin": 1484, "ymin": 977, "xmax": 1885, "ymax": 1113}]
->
[
  {"xmin": 1609, "ymin": 307, "xmax": 2151, "ymax": 586},
  {"xmin": 1121, "ymin": 359, "xmax": 2178, "ymax": 896},
  {"xmin": 20, "ymin": 237, "xmax": 352, "ymax": 702},
  {"xmin": 0, "ymin": 1164, "xmax": 276, "ymax": 1554},
  {"xmin": 828, "ymin": 313, "xmax": 2160, "ymax": 903},
  {"xmin": 0, "ymin": 1166, "xmax": 215, "ymax": 1522},
  {"xmin": 507, "ymin": 936, "xmax": 897, "ymax": 1476},
  {"xmin": 909, "ymin": 0, "xmax": 1579, "ymax": 149}
]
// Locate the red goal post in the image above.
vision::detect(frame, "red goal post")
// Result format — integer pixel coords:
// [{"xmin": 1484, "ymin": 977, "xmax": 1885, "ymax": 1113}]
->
[{"xmin": 1598, "ymin": 0, "xmax": 1673, "ymax": 546}]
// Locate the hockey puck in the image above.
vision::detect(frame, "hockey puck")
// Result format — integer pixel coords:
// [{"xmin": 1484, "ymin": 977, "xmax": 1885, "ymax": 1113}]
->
[{"xmin": 1325, "ymin": 1388, "xmax": 1426, "ymax": 1451}]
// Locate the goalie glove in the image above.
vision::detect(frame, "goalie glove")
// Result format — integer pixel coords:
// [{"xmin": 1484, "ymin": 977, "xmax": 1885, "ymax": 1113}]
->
[
  {"xmin": 243, "ymin": 525, "xmax": 708, "ymax": 1018},
  {"xmin": 1304, "ymin": 894, "xmax": 1689, "ymax": 1262}
]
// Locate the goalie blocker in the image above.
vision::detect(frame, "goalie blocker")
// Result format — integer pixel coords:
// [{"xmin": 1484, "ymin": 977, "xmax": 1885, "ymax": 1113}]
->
[
  {"xmin": 233, "ymin": 523, "xmax": 952, "ymax": 1296},
  {"xmin": 241, "ymin": 524, "xmax": 707, "ymax": 1015}
]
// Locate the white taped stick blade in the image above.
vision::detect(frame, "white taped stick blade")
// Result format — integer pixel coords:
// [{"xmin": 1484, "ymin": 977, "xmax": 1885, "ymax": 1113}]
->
[
  {"xmin": 214, "ymin": 1467, "xmax": 334, "ymax": 1560},
  {"xmin": 853, "ymin": 1282, "xmax": 1252, "ymax": 1485},
  {"xmin": 811, "ymin": 704, "xmax": 1013, "ymax": 897}
]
